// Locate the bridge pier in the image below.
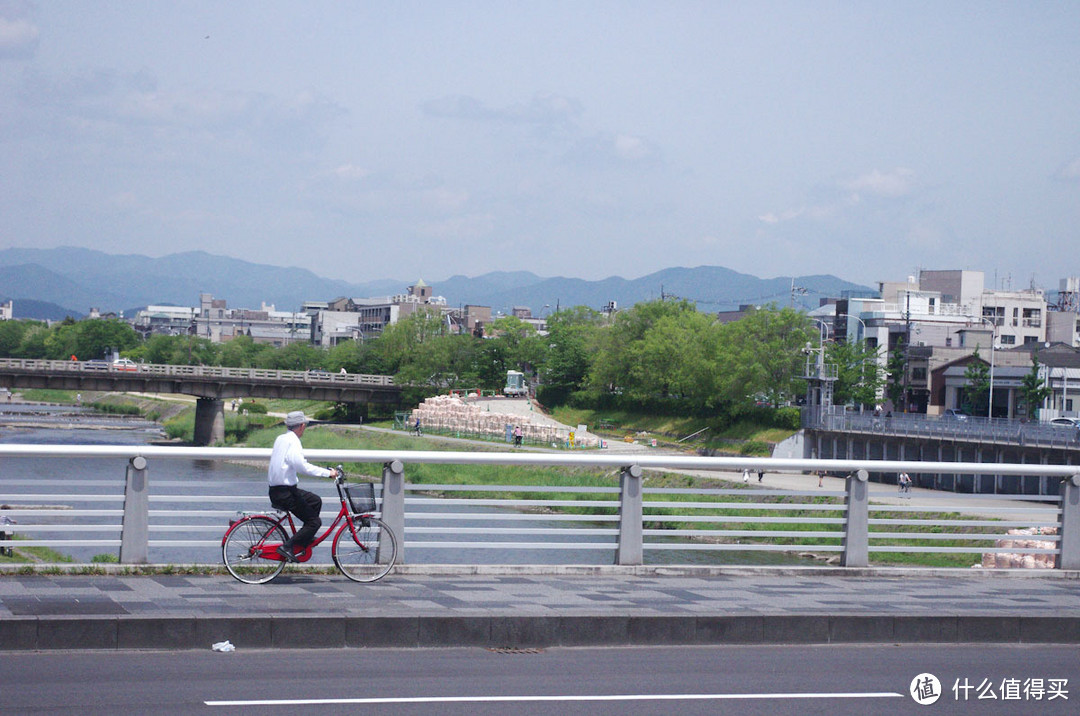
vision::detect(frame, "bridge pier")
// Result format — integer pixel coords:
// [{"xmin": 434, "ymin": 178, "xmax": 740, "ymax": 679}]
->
[{"xmin": 193, "ymin": 398, "xmax": 225, "ymax": 446}]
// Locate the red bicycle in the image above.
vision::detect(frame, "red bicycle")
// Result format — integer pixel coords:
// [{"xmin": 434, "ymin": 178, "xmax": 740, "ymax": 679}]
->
[{"xmin": 221, "ymin": 467, "xmax": 398, "ymax": 584}]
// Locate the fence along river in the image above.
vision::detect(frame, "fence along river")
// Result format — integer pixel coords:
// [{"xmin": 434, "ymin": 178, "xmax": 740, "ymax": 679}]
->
[{"xmin": 0, "ymin": 405, "xmax": 816, "ymax": 567}]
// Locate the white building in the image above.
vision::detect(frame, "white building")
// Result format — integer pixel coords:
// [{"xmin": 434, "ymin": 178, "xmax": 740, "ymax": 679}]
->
[
  {"xmin": 310, "ymin": 280, "xmax": 460, "ymax": 347},
  {"xmin": 833, "ymin": 269, "xmax": 1077, "ymax": 415},
  {"xmin": 132, "ymin": 305, "xmax": 197, "ymax": 336},
  {"xmin": 133, "ymin": 294, "xmax": 311, "ymax": 346}
]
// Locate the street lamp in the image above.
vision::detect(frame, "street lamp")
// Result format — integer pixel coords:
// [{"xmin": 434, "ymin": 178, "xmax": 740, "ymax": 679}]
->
[{"xmin": 837, "ymin": 313, "xmax": 867, "ymax": 343}]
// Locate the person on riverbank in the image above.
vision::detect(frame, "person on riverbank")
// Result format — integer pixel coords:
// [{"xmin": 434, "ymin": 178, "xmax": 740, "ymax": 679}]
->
[
  {"xmin": 898, "ymin": 471, "xmax": 912, "ymax": 497},
  {"xmin": 267, "ymin": 411, "xmax": 338, "ymax": 562}
]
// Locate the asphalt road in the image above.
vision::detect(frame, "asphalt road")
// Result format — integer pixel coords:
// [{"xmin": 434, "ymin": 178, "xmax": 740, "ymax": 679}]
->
[{"xmin": 3, "ymin": 644, "xmax": 1077, "ymax": 715}]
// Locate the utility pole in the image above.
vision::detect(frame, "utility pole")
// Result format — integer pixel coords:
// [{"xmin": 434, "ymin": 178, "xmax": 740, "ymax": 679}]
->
[{"xmin": 902, "ymin": 290, "xmax": 911, "ymax": 413}]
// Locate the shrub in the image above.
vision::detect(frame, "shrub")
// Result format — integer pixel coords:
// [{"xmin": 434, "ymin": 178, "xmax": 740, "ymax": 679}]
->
[
  {"xmin": 739, "ymin": 440, "xmax": 771, "ymax": 456},
  {"xmin": 773, "ymin": 407, "xmax": 802, "ymax": 430}
]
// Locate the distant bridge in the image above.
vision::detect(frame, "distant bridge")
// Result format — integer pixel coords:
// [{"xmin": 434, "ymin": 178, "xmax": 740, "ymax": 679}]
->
[
  {"xmin": 0, "ymin": 358, "xmax": 401, "ymax": 445},
  {"xmin": 802, "ymin": 407, "xmax": 1080, "ymax": 496}
]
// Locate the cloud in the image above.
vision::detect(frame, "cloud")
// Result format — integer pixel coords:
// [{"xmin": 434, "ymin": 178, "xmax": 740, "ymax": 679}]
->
[
  {"xmin": 421, "ymin": 92, "xmax": 582, "ymax": 127},
  {"xmin": 565, "ymin": 132, "xmax": 661, "ymax": 168},
  {"xmin": 0, "ymin": 4, "xmax": 38, "ymax": 60},
  {"xmin": 1054, "ymin": 157, "xmax": 1080, "ymax": 183},
  {"xmin": 760, "ymin": 167, "xmax": 917, "ymax": 226},
  {"xmin": 758, "ymin": 207, "xmax": 806, "ymax": 225},
  {"xmin": 846, "ymin": 167, "xmax": 916, "ymax": 198},
  {"xmin": 333, "ymin": 164, "xmax": 371, "ymax": 181},
  {"xmin": 19, "ymin": 68, "xmax": 344, "ymax": 158}
]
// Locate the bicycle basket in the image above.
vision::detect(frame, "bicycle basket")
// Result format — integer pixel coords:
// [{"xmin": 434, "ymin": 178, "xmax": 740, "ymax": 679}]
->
[{"xmin": 344, "ymin": 482, "xmax": 376, "ymax": 514}]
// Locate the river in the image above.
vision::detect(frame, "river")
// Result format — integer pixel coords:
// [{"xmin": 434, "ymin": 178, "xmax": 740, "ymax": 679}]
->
[{"xmin": 0, "ymin": 404, "xmax": 813, "ymax": 567}]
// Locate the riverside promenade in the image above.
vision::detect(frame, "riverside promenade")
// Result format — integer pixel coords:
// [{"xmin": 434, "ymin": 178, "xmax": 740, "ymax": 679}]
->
[{"xmin": 1, "ymin": 566, "xmax": 1078, "ymax": 651}]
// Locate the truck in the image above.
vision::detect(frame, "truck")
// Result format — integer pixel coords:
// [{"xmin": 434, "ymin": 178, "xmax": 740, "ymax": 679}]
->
[{"xmin": 503, "ymin": 370, "xmax": 528, "ymax": 397}]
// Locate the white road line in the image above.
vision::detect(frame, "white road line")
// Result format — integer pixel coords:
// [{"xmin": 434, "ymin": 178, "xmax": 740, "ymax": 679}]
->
[{"xmin": 206, "ymin": 691, "xmax": 904, "ymax": 706}]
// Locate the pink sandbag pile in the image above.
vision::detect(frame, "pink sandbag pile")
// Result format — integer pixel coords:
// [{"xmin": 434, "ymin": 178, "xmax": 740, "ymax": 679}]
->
[
  {"xmin": 979, "ymin": 527, "xmax": 1057, "ymax": 569},
  {"xmin": 410, "ymin": 395, "xmax": 597, "ymax": 447}
]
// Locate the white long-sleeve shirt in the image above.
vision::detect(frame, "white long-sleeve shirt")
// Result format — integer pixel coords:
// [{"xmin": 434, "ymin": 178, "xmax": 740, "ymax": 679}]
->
[{"xmin": 267, "ymin": 429, "xmax": 332, "ymax": 487}]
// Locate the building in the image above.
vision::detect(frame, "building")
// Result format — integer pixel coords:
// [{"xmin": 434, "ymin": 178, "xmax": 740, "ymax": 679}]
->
[
  {"xmin": 0, "ymin": 300, "xmax": 11, "ymax": 321},
  {"xmin": 310, "ymin": 280, "xmax": 465, "ymax": 347},
  {"xmin": 132, "ymin": 305, "xmax": 198, "ymax": 337},
  {"xmin": 132, "ymin": 294, "xmax": 310, "ymax": 346},
  {"xmin": 831, "ymin": 270, "xmax": 1079, "ymax": 416},
  {"xmin": 193, "ymin": 294, "xmax": 310, "ymax": 346}
]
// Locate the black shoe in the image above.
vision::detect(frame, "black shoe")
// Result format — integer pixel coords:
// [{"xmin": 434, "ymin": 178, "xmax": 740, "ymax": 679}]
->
[{"xmin": 276, "ymin": 545, "xmax": 296, "ymax": 563}]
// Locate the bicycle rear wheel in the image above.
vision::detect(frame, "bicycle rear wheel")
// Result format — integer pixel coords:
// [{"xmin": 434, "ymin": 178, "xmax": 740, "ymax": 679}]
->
[
  {"xmin": 223, "ymin": 516, "xmax": 288, "ymax": 584},
  {"xmin": 332, "ymin": 516, "xmax": 397, "ymax": 583}
]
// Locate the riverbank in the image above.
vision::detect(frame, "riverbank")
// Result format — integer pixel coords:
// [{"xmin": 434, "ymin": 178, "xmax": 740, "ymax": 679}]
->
[{"xmin": 1, "ymin": 390, "xmax": 1044, "ymax": 570}]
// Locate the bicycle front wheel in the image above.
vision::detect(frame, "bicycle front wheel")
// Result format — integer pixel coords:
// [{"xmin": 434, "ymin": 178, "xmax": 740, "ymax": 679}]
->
[
  {"xmin": 332, "ymin": 516, "xmax": 397, "ymax": 583},
  {"xmin": 223, "ymin": 516, "xmax": 288, "ymax": 584}
]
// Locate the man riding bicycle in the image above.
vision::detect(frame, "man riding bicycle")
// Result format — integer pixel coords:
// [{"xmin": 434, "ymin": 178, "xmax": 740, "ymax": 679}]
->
[{"xmin": 267, "ymin": 411, "xmax": 339, "ymax": 562}]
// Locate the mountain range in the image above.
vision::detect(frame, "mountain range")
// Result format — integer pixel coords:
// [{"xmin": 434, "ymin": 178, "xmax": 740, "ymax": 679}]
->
[{"xmin": 0, "ymin": 247, "xmax": 872, "ymax": 320}]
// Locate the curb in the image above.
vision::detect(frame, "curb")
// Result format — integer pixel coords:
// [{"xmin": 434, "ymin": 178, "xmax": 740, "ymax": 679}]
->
[
  {"xmin": 2, "ymin": 563, "xmax": 1079, "ymax": 579},
  {"xmin": 3, "ymin": 614, "xmax": 1080, "ymax": 651}
]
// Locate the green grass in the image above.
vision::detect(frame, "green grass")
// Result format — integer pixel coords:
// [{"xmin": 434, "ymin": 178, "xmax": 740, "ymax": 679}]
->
[
  {"xmin": 548, "ymin": 406, "xmax": 794, "ymax": 453},
  {"xmin": 0, "ymin": 537, "xmax": 77, "ymax": 564},
  {"xmin": 17, "ymin": 389, "xmax": 78, "ymax": 403}
]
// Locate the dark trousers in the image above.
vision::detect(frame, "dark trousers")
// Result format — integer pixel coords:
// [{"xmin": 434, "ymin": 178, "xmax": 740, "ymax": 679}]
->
[{"xmin": 269, "ymin": 485, "xmax": 323, "ymax": 549}]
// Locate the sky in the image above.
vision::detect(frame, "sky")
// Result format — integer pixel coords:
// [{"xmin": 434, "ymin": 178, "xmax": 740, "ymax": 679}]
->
[{"xmin": 1, "ymin": 1, "xmax": 1078, "ymax": 290}]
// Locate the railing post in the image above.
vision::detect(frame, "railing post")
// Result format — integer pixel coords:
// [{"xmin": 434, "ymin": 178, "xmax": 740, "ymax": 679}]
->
[
  {"xmin": 381, "ymin": 460, "xmax": 405, "ymax": 564},
  {"xmin": 616, "ymin": 464, "xmax": 643, "ymax": 565},
  {"xmin": 841, "ymin": 468, "xmax": 869, "ymax": 567},
  {"xmin": 1056, "ymin": 474, "xmax": 1080, "ymax": 570},
  {"xmin": 119, "ymin": 456, "xmax": 149, "ymax": 564}
]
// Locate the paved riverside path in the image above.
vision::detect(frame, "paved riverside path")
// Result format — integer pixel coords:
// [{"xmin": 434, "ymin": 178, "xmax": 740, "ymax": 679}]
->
[{"xmin": 1, "ymin": 567, "xmax": 1078, "ymax": 651}]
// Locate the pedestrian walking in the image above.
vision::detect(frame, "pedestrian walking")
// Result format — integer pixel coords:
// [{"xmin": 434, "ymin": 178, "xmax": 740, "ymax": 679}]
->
[
  {"xmin": 757, "ymin": 469, "xmax": 764, "ymax": 483},
  {"xmin": 742, "ymin": 468, "xmax": 750, "ymax": 483}
]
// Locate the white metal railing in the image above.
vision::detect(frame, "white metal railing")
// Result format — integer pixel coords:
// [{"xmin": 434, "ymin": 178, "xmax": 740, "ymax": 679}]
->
[
  {"xmin": 0, "ymin": 358, "xmax": 393, "ymax": 386},
  {"xmin": 804, "ymin": 406, "xmax": 1080, "ymax": 454},
  {"xmin": 0, "ymin": 445, "xmax": 1077, "ymax": 570}
]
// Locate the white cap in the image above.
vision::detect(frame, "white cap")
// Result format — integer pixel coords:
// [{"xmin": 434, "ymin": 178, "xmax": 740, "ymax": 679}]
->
[{"xmin": 285, "ymin": 411, "xmax": 310, "ymax": 427}]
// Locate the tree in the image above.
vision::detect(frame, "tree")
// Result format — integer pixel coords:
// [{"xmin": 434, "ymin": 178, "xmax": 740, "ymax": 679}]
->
[
  {"xmin": 886, "ymin": 341, "xmax": 907, "ymax": 410},
  {"xmin": 586, "ymin": 299, "xmax": 699, "ymax": 402},
  {"xmin": 486, "ymin": 316, "xmax": 545, "ymax": 381},
  {"xmin": 826, "ymin": 339, "xmax": 886, "ymax": 408},
  {"xmin": 0, "ymin": 320, "xmax": 35, "ymax": 357},
  {"xmin": 538, "ymin": 306, "xmax": 603, "ymax": 406},
  {"xmin": 219, "ymin": 335, "xmax": 273, "ymax": 368},
  {"xmin": 370, "ymin": 309, "xmax": 449, "ymax": 375},
  {"xmin": 717, "ymin": 306, "xmax": 815, "ymax": 408},
  {"xmin": 40, "ymin": 318, "xmax": 140, "ymax": 360},
  {"xmin": 256, "ymin": 341, "xmax": 324, "ymax": 371},
  {"xmin": 1018, "ymin": 354, "xmax": 1051, "ymax": 420},
  {"xmin": 962, "ymin": 348, "xmax": 991, "ymax": 416},
  {"xmin": 627, "ymin": 309, "xmax": 719, "ymax": 409}
]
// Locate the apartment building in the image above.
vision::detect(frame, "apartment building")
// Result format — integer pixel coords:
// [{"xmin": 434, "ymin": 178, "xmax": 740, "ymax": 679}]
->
[
  {"xmin": 310, "ymin": 280, "xmax": 473, "ymax": 347},
  {"xmin": 833, "ymin": 270, "xmax": 1079, "ymax": 417}
]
